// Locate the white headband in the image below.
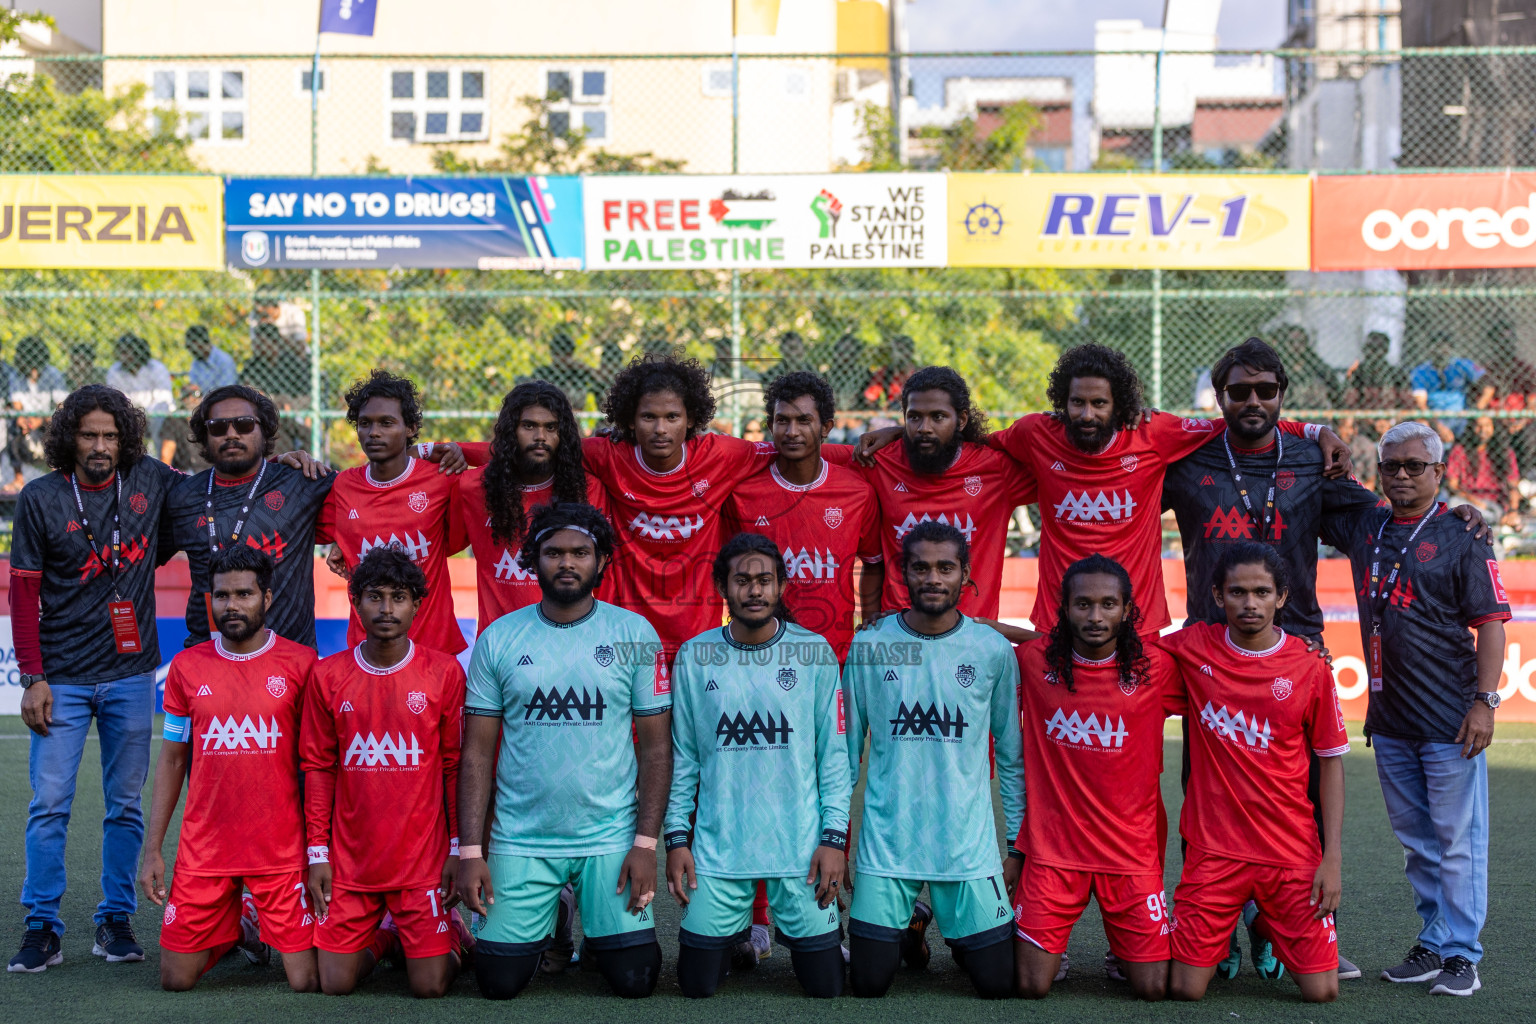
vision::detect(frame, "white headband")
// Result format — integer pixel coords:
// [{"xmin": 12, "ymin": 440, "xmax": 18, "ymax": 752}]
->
[{"xmin": 532, "ymin": 525, "xmax": 598, "ymax": 548}]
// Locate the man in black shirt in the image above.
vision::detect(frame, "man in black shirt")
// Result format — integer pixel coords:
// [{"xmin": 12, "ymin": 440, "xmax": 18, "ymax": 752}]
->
[
  {"xmin": 1333, "ymin": 421, "xmax": 1508, "ymax": 998},
  {"xmin": 8, "ymin": 386, "xmax": 182, "ymax": 972}
]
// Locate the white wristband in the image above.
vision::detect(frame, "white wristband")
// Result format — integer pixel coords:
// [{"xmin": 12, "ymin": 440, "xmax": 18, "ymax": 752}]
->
[
  {"xmin": 419, "ymin": 441, "xmax": 434, "ymax": 459},
  {"xmin": 307, "ymin": 845, "xmax": 329, "ymax": 865},
  {"xmin": 459, "ymin": 844, "xmax": 483, "ymax": 860},
  {"xmin": 448, "ymin": 837, "xmax": 460, "ymax": 857},
  {"xmin": 633, "ymin": 834, "xmax": 657, "ymax": 851}
]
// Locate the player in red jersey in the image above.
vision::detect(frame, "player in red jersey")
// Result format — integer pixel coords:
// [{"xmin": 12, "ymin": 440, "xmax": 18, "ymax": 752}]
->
[
  {"xmin": 317, "ymin": 371, "xmax": 469, "ymax": 655},
  {"xmin": 458, "ymin": 381, "xmax": 607, "ymax": 635},
  {"xmin": 725, "ymin": 371, "xmax": 882, "ymax": 663},
  {"xmin": 139, "ymin": 546, "xmax": 319, "ymax": 991},
  {"xmin": 1160, "ymin": 543, "xmax": 1348, "ymax": 1004},
  {"xmin": 1011, "ymin": 555, "xmax": 1174, "ymax": 1001},
  {"xmin": 580, "ymin": 354, "xmax": 777, "ymax": 657},
  {"xmin": 301, "ymin": 547, "xmax": 469, "ymax": 998},
  {"xmin": 827, "ymin": 366, "xmax": 1036, "ymax": 624}
]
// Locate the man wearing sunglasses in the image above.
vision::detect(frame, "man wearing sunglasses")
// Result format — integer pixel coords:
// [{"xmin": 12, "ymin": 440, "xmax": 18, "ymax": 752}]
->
[
  {"xmin": 1162, "ymin": 337, "xmax": 1487, "ymax": 985},
  {"xmin": 1330, "ymin": 421, "xmax": 1508, "ymax": 998}
]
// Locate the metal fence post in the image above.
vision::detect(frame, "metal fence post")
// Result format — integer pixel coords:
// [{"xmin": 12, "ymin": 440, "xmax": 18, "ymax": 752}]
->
[
  {"xmin": 309, "ymin": 35, "xmax": 323, "ymax": 455},
  {"xmin": 1149, "ymin": 39, "xmax": 1165, "ymax": 409}
]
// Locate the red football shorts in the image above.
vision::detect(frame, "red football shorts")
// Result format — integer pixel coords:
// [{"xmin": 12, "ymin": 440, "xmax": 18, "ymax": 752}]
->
[
  {"xmin": 1172, "ymin": 847, "xmax": 1338, "ymax": 975},
  {"xmin": 161, "ymin": 869, "xmax": 313, "ymax": 955},
  {"xmin": 1011, "ymin": 860, "xmax": 1172, "ymax": 962},
  {"xmin": 316, "ymin": 885, "xmax": 453, "ymax": 958}
]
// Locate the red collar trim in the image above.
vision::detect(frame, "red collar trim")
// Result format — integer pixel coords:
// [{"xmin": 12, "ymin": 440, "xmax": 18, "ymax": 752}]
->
[
  {"xmin": 1392, "ymin": 502, "xmax": 1444, "ymax": 524},
  {"xmin": 74, "ymin": 472, "xmax": 115, "ymax": 491},
  {"xmin": 215, "ymin": 469, "xmax": 259, "ymax": 488}
]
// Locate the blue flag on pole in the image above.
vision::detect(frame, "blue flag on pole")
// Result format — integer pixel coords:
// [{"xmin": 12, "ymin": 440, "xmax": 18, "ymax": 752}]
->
[{"xmin": 319, "ymin": 0, "xmax": 376, "ymax": 36}]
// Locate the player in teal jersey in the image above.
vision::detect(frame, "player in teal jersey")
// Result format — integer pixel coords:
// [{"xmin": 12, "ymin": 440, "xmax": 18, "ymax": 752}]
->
[
  {"xmin": 843, "ymin": 520, "xmax": 1025, "ymax": 999},
  {"xmin": 665, "ymin": 533, "xmax": 851, "ymax": 998},
  {"xmin": 456, "ymin": 502, "xmax": 672, "ymax": 1000}
]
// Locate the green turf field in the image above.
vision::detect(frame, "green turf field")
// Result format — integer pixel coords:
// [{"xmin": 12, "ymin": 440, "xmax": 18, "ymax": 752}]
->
[{"xmin": 1, "ymin": 715, "xmax": 1531, "ymax": 1023}]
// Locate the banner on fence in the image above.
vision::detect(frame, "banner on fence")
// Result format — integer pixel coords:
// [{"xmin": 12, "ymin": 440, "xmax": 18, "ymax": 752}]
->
[
  {"xmin": 582, "ymin": 173, "xmax": 947, "ymax": 269},
  {"xmin": 0, "ymin": 175, "xmax": 222, "ymax": 270},
  {"xmin": 1312, "ymin": 172, "xmax": 1536, "ymax": 271},
  {"xmin": 947, "ymin": 173, "xmax": 1311, "ymax": 270},
  {"xmin": 224, "ymin": 176, "xmax": 584, "ymax": 270}
]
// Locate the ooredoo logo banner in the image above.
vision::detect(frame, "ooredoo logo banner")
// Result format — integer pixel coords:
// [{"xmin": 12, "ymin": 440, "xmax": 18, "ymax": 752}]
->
[{"xmin": 1312, "ymin": 173, "xmax": 1536, "ymax": 270}]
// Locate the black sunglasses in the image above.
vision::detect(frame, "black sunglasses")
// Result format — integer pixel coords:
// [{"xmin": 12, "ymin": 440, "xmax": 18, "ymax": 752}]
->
[
  {"xmin": 1377, "ymin": 459, "xmax": 1441, "ymax": 478},
  {"xmin": 1221, "ymin": 382, "xmax": 1282, "ymax": 402},
  {"xmin": 204, "ymin": 416, "xmax": 259, "ymax": 437}
]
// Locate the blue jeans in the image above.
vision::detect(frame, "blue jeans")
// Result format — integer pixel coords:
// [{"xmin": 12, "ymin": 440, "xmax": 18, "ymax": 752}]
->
[
  {"xmin": 22, "ymin": 673, "xmax": 154, "ymax": 936},
  {"xmin": 1372, "ymin": 734, "xmax": 1489, "ymax": 963}
]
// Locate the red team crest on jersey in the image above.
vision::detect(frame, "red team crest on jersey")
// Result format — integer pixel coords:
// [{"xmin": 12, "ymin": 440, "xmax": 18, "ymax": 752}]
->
[
  {"xmin": 1417, "ymin": 542, "xmax": 1438, "ymax": 563},
  {"xmin": 691, "ymin": 479, "xmax": 710, "ymax": 498},
  {"xmin": 964, "ymin": 475, "xmax": 983, "ymax": 496},
  {"xmin": 266, "ymin": 676, "xmax": 287, "ymax": 699},
  {"xmin": 406, "ymin": 691, "xmax": 428, "ymax": 714},
  {"xmin": 1120, "ymin": 455, "xmax": 1139, "ymax": 473},
  {"xmin": 129, "ymin": 492, "xmax": 148, "ymax": 515},
  {"xmin": 1119, "ymin": 673, "xmax": 1139, "ymax": 696},
  {"xmin": 163, "ymin": 903, "xmax": 177, "ymax": 925},
  {"xmin": 408, "ymin": 490, "xmax": 430, "ymax": 513},
  {"xmin": 1271, "ymin": 676, "xmax": 1294, "ymax": 701},
  {"xmin": 1276, "ymin": 470, "xmax": 1295, "ymax": 491},
  {"xmin": 264, "ymin": 491, "xmax": 284, "ymax": 512},
  {"xmin": 823, "ymin": 507, "xmax": 844, "ymax": 529},
  {"xmin": 653, "ymin": 651, "xmax": 671, "ymax": 696}
]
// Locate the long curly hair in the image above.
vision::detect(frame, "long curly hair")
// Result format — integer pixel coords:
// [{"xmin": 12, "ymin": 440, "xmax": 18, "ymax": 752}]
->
[
  {"xmin": 1043, "ymin": 555, "xmax": 1149, "ymax": 694},
  {"xmin": 44, "ymin": 385, "xmax": 148, "ymax": 473},
  {"xmin": 344, "ymin": 369, "xmax": 423, "ymax": 440},
  {"xmin": 601, "ymin": 352, "xmax": 716, "ymax": 443},
  {"xmin": 1046, "ymin": 343, "xmax": 1144, "ymax": 432},
  {"xmin": 484, "ymin": 381, "xmax": 588, "ymax": 546},
  {"xmin": 901, "ymin": 365, "xmax": 988, "ymax": 442}
]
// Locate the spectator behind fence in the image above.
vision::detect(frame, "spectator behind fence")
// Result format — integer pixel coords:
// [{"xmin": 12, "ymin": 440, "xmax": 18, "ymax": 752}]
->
[
  {"xmin": 1336, "ymin": 416, "xmax": 1378, "ymax": 491},
  {"xmin": 763, "ymin": 330, "xmax": 815, "ymax": 383},
  {"xmin": 1411, "ymin": 332, "xmax": 1481, "ymax": 436},
  {"xmin": 527, "ymin": 328, "xmax": 604, "ymax": 411},
  {"xmin": 709, "ymin": 335, "xmax": 764, "ymax": 421},
  {"xmin": 1343, "ymin": 331, "xmax": 1411, "ymax": 408},
  {"xmin": 1476, "ymin": 318, "xmax": 1536, "ymax": 409},
  {"xmin": 106, "ymin": 333, "xmax": 173, "ymax": 419},
  {"xmin": 156, "ymin": 383, "xmax": 210, "ymax": 473},
  {"xmin": 861, "ymin": 333, "xmax": 918, "ymax": 413},
  {"xmin": 65, "ymin": 343, "xmax": 103, "ymax": 390},
  {"xmin": 1274, "ymin": 324, "xmax": 1338, "ymax": 409},
  {"xmin": 183, "ymin": 324, "xmax": 237, "ymax": 394},
  {"xmin": 241, "ymin": 323, "xmax": 311, "ymax": 454},
  {"xmin": 6, "ymin": 336, "xmax": 67, "ymax": 492},
  {"xmin": 1445, "ymin": 416, "xmax": 1521, "ymax": 528}
]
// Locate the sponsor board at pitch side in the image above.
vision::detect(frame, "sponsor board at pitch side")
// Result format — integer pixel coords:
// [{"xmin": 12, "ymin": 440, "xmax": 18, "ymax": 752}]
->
[
  {"xmin": 582, "ymin": 173, "xmax": 946, "ymax": 269},
  {"xmin": 1313, "ymin": 172, "xmax": 1536, "ymax": 270},
  {"xmin": 0, "ymin": 175, "xmax": 222, "ymax": 270},
  {"xmin": 948, "ymin": 173, "xmax": 1311, "ymax": 270}
]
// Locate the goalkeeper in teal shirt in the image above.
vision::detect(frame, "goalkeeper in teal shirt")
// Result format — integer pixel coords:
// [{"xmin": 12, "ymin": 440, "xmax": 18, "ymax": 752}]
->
[
  {"xmin": 843, "ymin": 520, "xmax": 1024, "ymax": 999},
  {"xmin": 665, "ymin": 532, "xmax": 851, "ymax": 998}
]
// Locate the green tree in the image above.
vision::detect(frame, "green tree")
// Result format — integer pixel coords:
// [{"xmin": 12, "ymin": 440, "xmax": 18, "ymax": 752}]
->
[
  {"xmin": 853, "ymin": 98, "xmax": 1043, "ymax": 171},
  {"xmin": 430, "ymin": 95, "xmax": 685, "ymax": 175}
]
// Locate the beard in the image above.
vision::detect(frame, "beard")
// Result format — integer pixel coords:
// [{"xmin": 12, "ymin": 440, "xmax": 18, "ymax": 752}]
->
[
  {"xmin": 904, "ymin": 433, "xmax": 962, "ymax": 476},
  {"xmin": 78, "ymin": 459, "xmax": 114, "ymax": 485},
  {"xmin": 1226, "ymin": 408, "xmax": 1279, "ymax": 446},
  {"xmin": 538, "ymin": 567, "xmax": 597, "ymax": 606},
  {"xmin": 218, "ymin": 613, "xmax": 263, "ymax": 644},
  {"xmin": 211, "ymin": 444, "xmax": 262, "ymax": 477},
  {"xmin": 1064, "ymin": 418, "xmax": 1112, "ymax": 453},
  {"xmin": 909, "ymin": 586, "xmax": 960, "ymax": 617},
  {"xmin": 732, "ymin": 606, "xmax": 777, "ymax": 631},
  {"xmin": 514, "ymin": 444, "xmax": 554, "ymax": 479}
]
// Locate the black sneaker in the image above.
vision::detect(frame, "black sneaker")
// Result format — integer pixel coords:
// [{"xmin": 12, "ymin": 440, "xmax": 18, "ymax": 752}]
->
[
  {"xmin": 541, "ymin": 884, "xmax": 575, "ymax": 974},
  {"xmin": 1428, "ymin": 956, "xmax": 1481, "ymax": 997},
  {"xmin": 1380, "ymin": 944, "xmax": 1442, "ymax": 984},
  {"xmin": 92, "ymin": 913, "xmax": 144, "ymax": 963},
  {"xmin": 729, "ymin": 933, "xmax": 758, "ymax": 972},
  {"xmin": 900, "ymin": 901, "xmax": 932, "ymax": 970},
  {"xmin": 8, "ymin": 919, "xmax": 62, "ymax": 973}
]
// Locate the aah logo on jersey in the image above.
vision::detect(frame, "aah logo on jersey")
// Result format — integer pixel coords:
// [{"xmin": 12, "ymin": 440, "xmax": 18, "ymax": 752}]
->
[
  {"xmin": 594, "ymin": 644, "xmax": 615, "ymax": 667},
  {"xmin": 890, "ymin": 701, "xmax": 968, "ymax": 739},
  {"xmin": 717, "ymin": 709, "xmax": 794, "ymax": 747},
  {"xmin": 894, "ymin": 511, "xmax": 977, "ymax": 541},
  {"xmin": 344, "ymin": 731, "xmax": 424, "ymax": 767},
  {"xmin": 964, "ymin": 475, "xmax": 983, "ymax": 496},
  {"xmin": 1045, "ymin": 708, "xmax": 1129, "ymax": 748},
  {"xmin": 408, "ymin": 490, "xmax": 430, "ymax": 513},
  {"xmin": 630, "ymin": 512, "xmax": 705, "ymax": 540},
  {"xmin": 1271, "ymin": 676, "xmax": 1294, "ymax": 701},
  {"xmin": 777, "ymin": 667, "xmax": 797, "ymax": 691},
  {"xmin": 266, "ymin": 675, "xmax": 288, "ymax": 699},
  {"xmin": 406, "ymin": 691, "xmax": 428, "ymax": 714},
  {"xmin": 200, "ymin": 715, "xmax": 283, "ymax": 751},
  {"xmin": 1199, "ymin": 701, "xmax": 1272, "ymax": 750},
  {"xmin": 524, "ymin": 686, "xmax": 607, "ymax": 722},
  {"xmin": 823, "ymin": 507, "xmax": 843, "ymax": 529},
  {"xmin": 359, "ymin": 531, "xmax": 432, "ymax": 563},
  {"xmin": 783, "ymin": 546, "xmax": 841, "ymax": 579},
  {"xmin": 493, "ymin": 548, "xmax": 535, "ymax": 581},
  {"xmin": 955, "ymin": 664, "xmax": 976, "ymax": 688},
  {"xmin": 1054, "ymin": 490, "xmax": 1137, "ymax": 522}
]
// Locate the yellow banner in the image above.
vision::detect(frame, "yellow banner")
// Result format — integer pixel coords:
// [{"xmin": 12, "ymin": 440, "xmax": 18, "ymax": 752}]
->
[
  {"xmin": 0, "ymin": 175, "xmax": 222, "ymax": 270},
  {"xmin": 948, "ymin": 173, "xmax": 1310, "ymax": 270}
]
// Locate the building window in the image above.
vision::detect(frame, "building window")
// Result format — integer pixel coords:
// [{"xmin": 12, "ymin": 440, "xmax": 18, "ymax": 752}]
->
[
  {"xmin": 149, "ymin": 67, "xmax": 247, "ymax": 144},
  {"xmin": 702, "ymin": 64, "xmax": 734, "ymax": 98},
  {"xmin": 297, "ymin": 67, "xmax": 327, "ymax": 95},
  {"xmin": 386, "ymin": 67, "xmax": 489, "ymax": 144},
  {"xmin": 543, "ymin": 66, "xmax": 611, "ymax": 140}
]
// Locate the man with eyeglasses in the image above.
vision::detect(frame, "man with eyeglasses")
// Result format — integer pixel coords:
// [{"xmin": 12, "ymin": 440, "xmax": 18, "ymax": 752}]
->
[
  {"xmin": 1161, "ymin": 337, "xmax": 1485, "ymax": 984},
  {"xmin": 1330, "ymin": 421, "xmax": 1508, "ymax": 998}
]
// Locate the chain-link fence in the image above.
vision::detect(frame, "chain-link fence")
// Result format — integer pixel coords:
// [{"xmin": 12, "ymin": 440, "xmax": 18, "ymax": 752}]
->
[{"xmin": 1, "ymin": 47, "xmax": 1535, "ymax": 545}]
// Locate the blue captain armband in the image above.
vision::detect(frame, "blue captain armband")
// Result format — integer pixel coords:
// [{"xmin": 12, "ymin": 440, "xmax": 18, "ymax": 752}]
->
[{"xmin": 162, "ymin": 713, "xmax": 191, "ymax": 743}]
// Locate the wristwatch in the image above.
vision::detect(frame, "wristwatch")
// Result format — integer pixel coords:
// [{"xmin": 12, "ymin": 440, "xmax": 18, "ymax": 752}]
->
[
  {"xmin": 19, "ymin": 673, "xmax": 46, "ymax": 689},
  {"xmin": 1474, "ymin": 691, "xmax": 1501, "ymax": 711}
]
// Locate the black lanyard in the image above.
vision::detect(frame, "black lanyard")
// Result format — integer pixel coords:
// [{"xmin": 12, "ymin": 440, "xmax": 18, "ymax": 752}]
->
[
  {"xmin": 70, "ymin": 471, "xmax": 123, "ymax": 597},
  {"xmin": 1223, "ymin": 430, "xmax": 1282, "ymax": 543},
  {"xmin": 205, "ymin": 461, "xmax": 267, "ymax": 553},
  {"xmin": 1368, "ymin": 504, "xmax": 1435, "ymax": 622}
]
